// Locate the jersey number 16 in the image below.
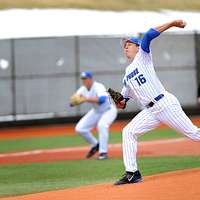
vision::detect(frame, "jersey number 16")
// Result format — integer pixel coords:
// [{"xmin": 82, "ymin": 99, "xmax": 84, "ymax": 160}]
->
[{"xmin": 135, "ymin": 74, "xmax": 146, "ymax": 86}]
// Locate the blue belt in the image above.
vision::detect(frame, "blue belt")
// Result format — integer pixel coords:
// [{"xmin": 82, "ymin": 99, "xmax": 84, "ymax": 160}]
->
[{"xmin": 146, "ymin": 94, "xmax": 164, "ymax": 108}]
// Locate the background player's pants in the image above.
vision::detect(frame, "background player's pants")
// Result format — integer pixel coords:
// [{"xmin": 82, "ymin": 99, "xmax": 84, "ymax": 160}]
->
[
  {"xmin": 123, "ymin": 92, "xmax": 200, "ymax": 172},
  {"xmin": 75, "ymin": 105, "xmax": 117, "ymax": 153}
]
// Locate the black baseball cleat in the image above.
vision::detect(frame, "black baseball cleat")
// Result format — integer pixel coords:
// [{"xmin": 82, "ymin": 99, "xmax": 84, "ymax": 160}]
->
[
  {"xmin": 86, "ymin": 143, "xmax": 99, "ymax": 158},
  {"xmin": 97, "ymin": 153, "xmax": 108, "ymax": 160},
  {"xmin": 114, "ymin": 170, "xmax": 143, "ymax": 185}
]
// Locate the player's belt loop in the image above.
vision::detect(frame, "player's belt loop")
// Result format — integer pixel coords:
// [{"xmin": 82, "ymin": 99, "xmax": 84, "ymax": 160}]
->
[{"xmin": 146, "ymin": 94, "xmax": 164, "ymax": 108}]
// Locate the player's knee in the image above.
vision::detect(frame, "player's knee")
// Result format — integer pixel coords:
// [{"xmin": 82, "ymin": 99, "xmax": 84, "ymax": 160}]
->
[
  {"xmin": 75, "ymin": 124, "xmax": 83, "ymax": 134},
  {"xmin": 192, "ymin": 128, "xmax": 200, "ymax": 141},
  {"xmin": 122, "ymin": 125, "xmax": 137, "ymax": 140},
  {"xmin": 97, "ymin": 122, "xmax": 108, "ymax": 131},
  {"xmin": 122, "ymin": 126, "xmax": 130, "ymax": 139},
  {"xmin": 75, "ymin": 123, "xmax": 89, "ymax": 136},
  {"xmin": 184, "ymin": 128, "xmax": 200, "ymax": 141}
]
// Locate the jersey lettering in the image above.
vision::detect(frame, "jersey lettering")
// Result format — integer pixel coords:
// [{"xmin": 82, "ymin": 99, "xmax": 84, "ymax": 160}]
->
[{"xmin": 126, "ymin": 68, "xmax": 139, "ymax": 81}]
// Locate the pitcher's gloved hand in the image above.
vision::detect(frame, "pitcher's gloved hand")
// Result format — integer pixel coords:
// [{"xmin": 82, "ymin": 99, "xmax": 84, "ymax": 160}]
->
[{"xmin": 108, "ymin": 88, "xmax": 127, "ymax": 109}]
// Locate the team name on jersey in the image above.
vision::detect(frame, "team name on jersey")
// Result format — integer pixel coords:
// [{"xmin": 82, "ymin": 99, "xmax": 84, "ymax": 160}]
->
[
  {"xmin": 126, "ymin": 68, "xmax": 139, "ymax": 81},
  {"xmin": 124, "ymin": 67, "xmax": 147, "ymax": 87}
]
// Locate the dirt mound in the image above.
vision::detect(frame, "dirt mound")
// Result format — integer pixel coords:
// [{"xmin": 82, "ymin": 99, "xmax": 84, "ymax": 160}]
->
[{"xmin": 1, "ymin": 168, "xmax": 200, "ymax": 200}]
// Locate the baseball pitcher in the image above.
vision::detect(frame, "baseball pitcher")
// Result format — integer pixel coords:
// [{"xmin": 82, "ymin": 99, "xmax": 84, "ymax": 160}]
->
[{"xmin": 109, "ymin": 20, "xmax": 200, "ymax": 185}]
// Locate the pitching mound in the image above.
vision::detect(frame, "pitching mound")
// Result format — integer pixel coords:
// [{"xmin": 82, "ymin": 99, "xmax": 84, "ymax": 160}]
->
[{"xmin": 1, "ymin": 168, "xmax": 200, "ymax": 200}]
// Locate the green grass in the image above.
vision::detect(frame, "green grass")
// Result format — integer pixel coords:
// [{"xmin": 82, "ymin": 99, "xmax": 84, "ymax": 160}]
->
[
  {"xmin": 0, "ymin": 128, "xmax": 182, "ymax": 153},
  {"xmin": 0, "ymin": 156, "xmax": 200, "ymax": 197},
  {"xmin": 0, "ymin": 0, "xmax": 199, "ymax": 11}
]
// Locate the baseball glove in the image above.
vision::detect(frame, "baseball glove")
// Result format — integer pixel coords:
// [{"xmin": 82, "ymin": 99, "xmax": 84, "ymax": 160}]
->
[
  {"xmin": 108, "ymin": 88, "xmax": 124, "ymax": 105},
  {"xmin": 70, "ymin": 94, "xmax": 86, "ymax": 106}
]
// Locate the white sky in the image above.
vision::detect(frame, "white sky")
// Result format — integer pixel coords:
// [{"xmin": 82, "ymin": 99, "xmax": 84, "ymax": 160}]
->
[{"xmin": 0, "ymin": 9, "xmax": 199, "ymax": 39}]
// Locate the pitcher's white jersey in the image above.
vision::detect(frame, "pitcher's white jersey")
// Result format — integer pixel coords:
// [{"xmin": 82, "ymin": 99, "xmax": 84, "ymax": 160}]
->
[
  {"xmin": 77, "ymin": 81, "xmax": 111, "ymax": 112},
  {"xmin": 120, "ymin": 27, "xmax": 200, "ymax": 174},
  {"xmin": 122, "ymin": 47, "xmax": 166, "ymax": 107}
]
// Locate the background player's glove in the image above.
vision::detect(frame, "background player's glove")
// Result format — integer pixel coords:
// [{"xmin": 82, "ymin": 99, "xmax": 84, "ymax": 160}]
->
[
  {"xmin": 70, "ymin": 94, "xmax": 86, "ymax": 106},
  {"xmin": 108, "ymin": 88, "xmax": 126, "ymax": 109}
]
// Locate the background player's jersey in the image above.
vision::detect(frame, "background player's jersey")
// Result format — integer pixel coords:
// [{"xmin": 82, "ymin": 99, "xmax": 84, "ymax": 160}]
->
[
  {"xmin": 77, "ymin": 81, "xmax": 111, "ymax": 112},
  {"xmin": 122, "ymin": 47, "xmax": 166, "ymax": 107}
]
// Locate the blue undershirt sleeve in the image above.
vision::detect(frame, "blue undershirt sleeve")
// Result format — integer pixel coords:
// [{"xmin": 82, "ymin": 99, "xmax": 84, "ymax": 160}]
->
[
  {"xmin": 141, "ymin": 28, "xmax": 160, "ymax": 53},
  {"xmin": 98, "ymin": 96, "xmax": 106, "ymax": 105}
]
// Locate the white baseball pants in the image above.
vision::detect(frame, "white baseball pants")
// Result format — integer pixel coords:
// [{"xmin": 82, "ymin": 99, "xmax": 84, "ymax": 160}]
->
[
  {"xmin": 122, "ymin": 92, "xmax": 200, "ymax": 172},
  {"xmin": 75, "ymin": 105, "xmax": 117, "ymax": 153}
]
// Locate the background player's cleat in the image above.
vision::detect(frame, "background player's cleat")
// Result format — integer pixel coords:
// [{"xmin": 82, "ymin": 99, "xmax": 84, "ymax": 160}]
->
[
  {"xmin": 114, "ymin": 170, "xmax": 143, "ymax": 185},
  {"xmin": 86, "ymin": 143, "xmax": 99, "ymax": 158},
  {"xmin": 97, "ymin": 153, "xmax": 108, "ymax": 160}
]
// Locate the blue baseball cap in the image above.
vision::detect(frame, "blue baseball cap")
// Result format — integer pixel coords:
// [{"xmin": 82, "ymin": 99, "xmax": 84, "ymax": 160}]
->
[
  {"xmin": 121, "ymin": 37, "xmax": 141, "ymax": 47},
  {"xmin": 80, "ymin": 71, "xmax": 93, "ymax": 79},
  {"xmin": 129, "ymin": 37, "xmax": 141, "ymax": 46}
]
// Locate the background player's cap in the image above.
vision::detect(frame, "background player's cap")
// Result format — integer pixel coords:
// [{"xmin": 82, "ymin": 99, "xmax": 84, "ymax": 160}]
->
[
  {"xmin": 80, "ymin": 71, "xmax": 93, "ymax": 79},
  {"xmin": 121, "ymin": 37, "xmax": 141, "ymax": 47}
]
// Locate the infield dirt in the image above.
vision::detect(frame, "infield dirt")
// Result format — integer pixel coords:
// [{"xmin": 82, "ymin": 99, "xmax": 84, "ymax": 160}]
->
[{"xmin": 1, "ymin": 168, "xmax": 200, "ymax": 200}]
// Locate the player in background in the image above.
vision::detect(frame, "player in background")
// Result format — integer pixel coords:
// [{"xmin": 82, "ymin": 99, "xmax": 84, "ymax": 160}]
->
[
  {"xmin": 114, "ymin": 20, "xmax": 200, "ymax": 185},
  {"xmin": 73, "ymin": 71, "xmax": 117, "ymax": 160}
]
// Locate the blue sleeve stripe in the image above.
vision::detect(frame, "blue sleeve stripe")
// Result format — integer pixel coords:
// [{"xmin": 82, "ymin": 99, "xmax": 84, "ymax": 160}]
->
[
  {"xmin": 98, "ymin": 96, "xmax": 106, "ymax": 104},
  {"xmin": 141, "ymin": 28, "xmax": 160, "ymax": 53}
]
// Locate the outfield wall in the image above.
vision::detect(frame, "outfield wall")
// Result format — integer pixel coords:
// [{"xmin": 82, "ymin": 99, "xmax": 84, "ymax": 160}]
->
[{"xmin": 0, "ymin": 33, "xmax": 200, "ymax": 122}]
